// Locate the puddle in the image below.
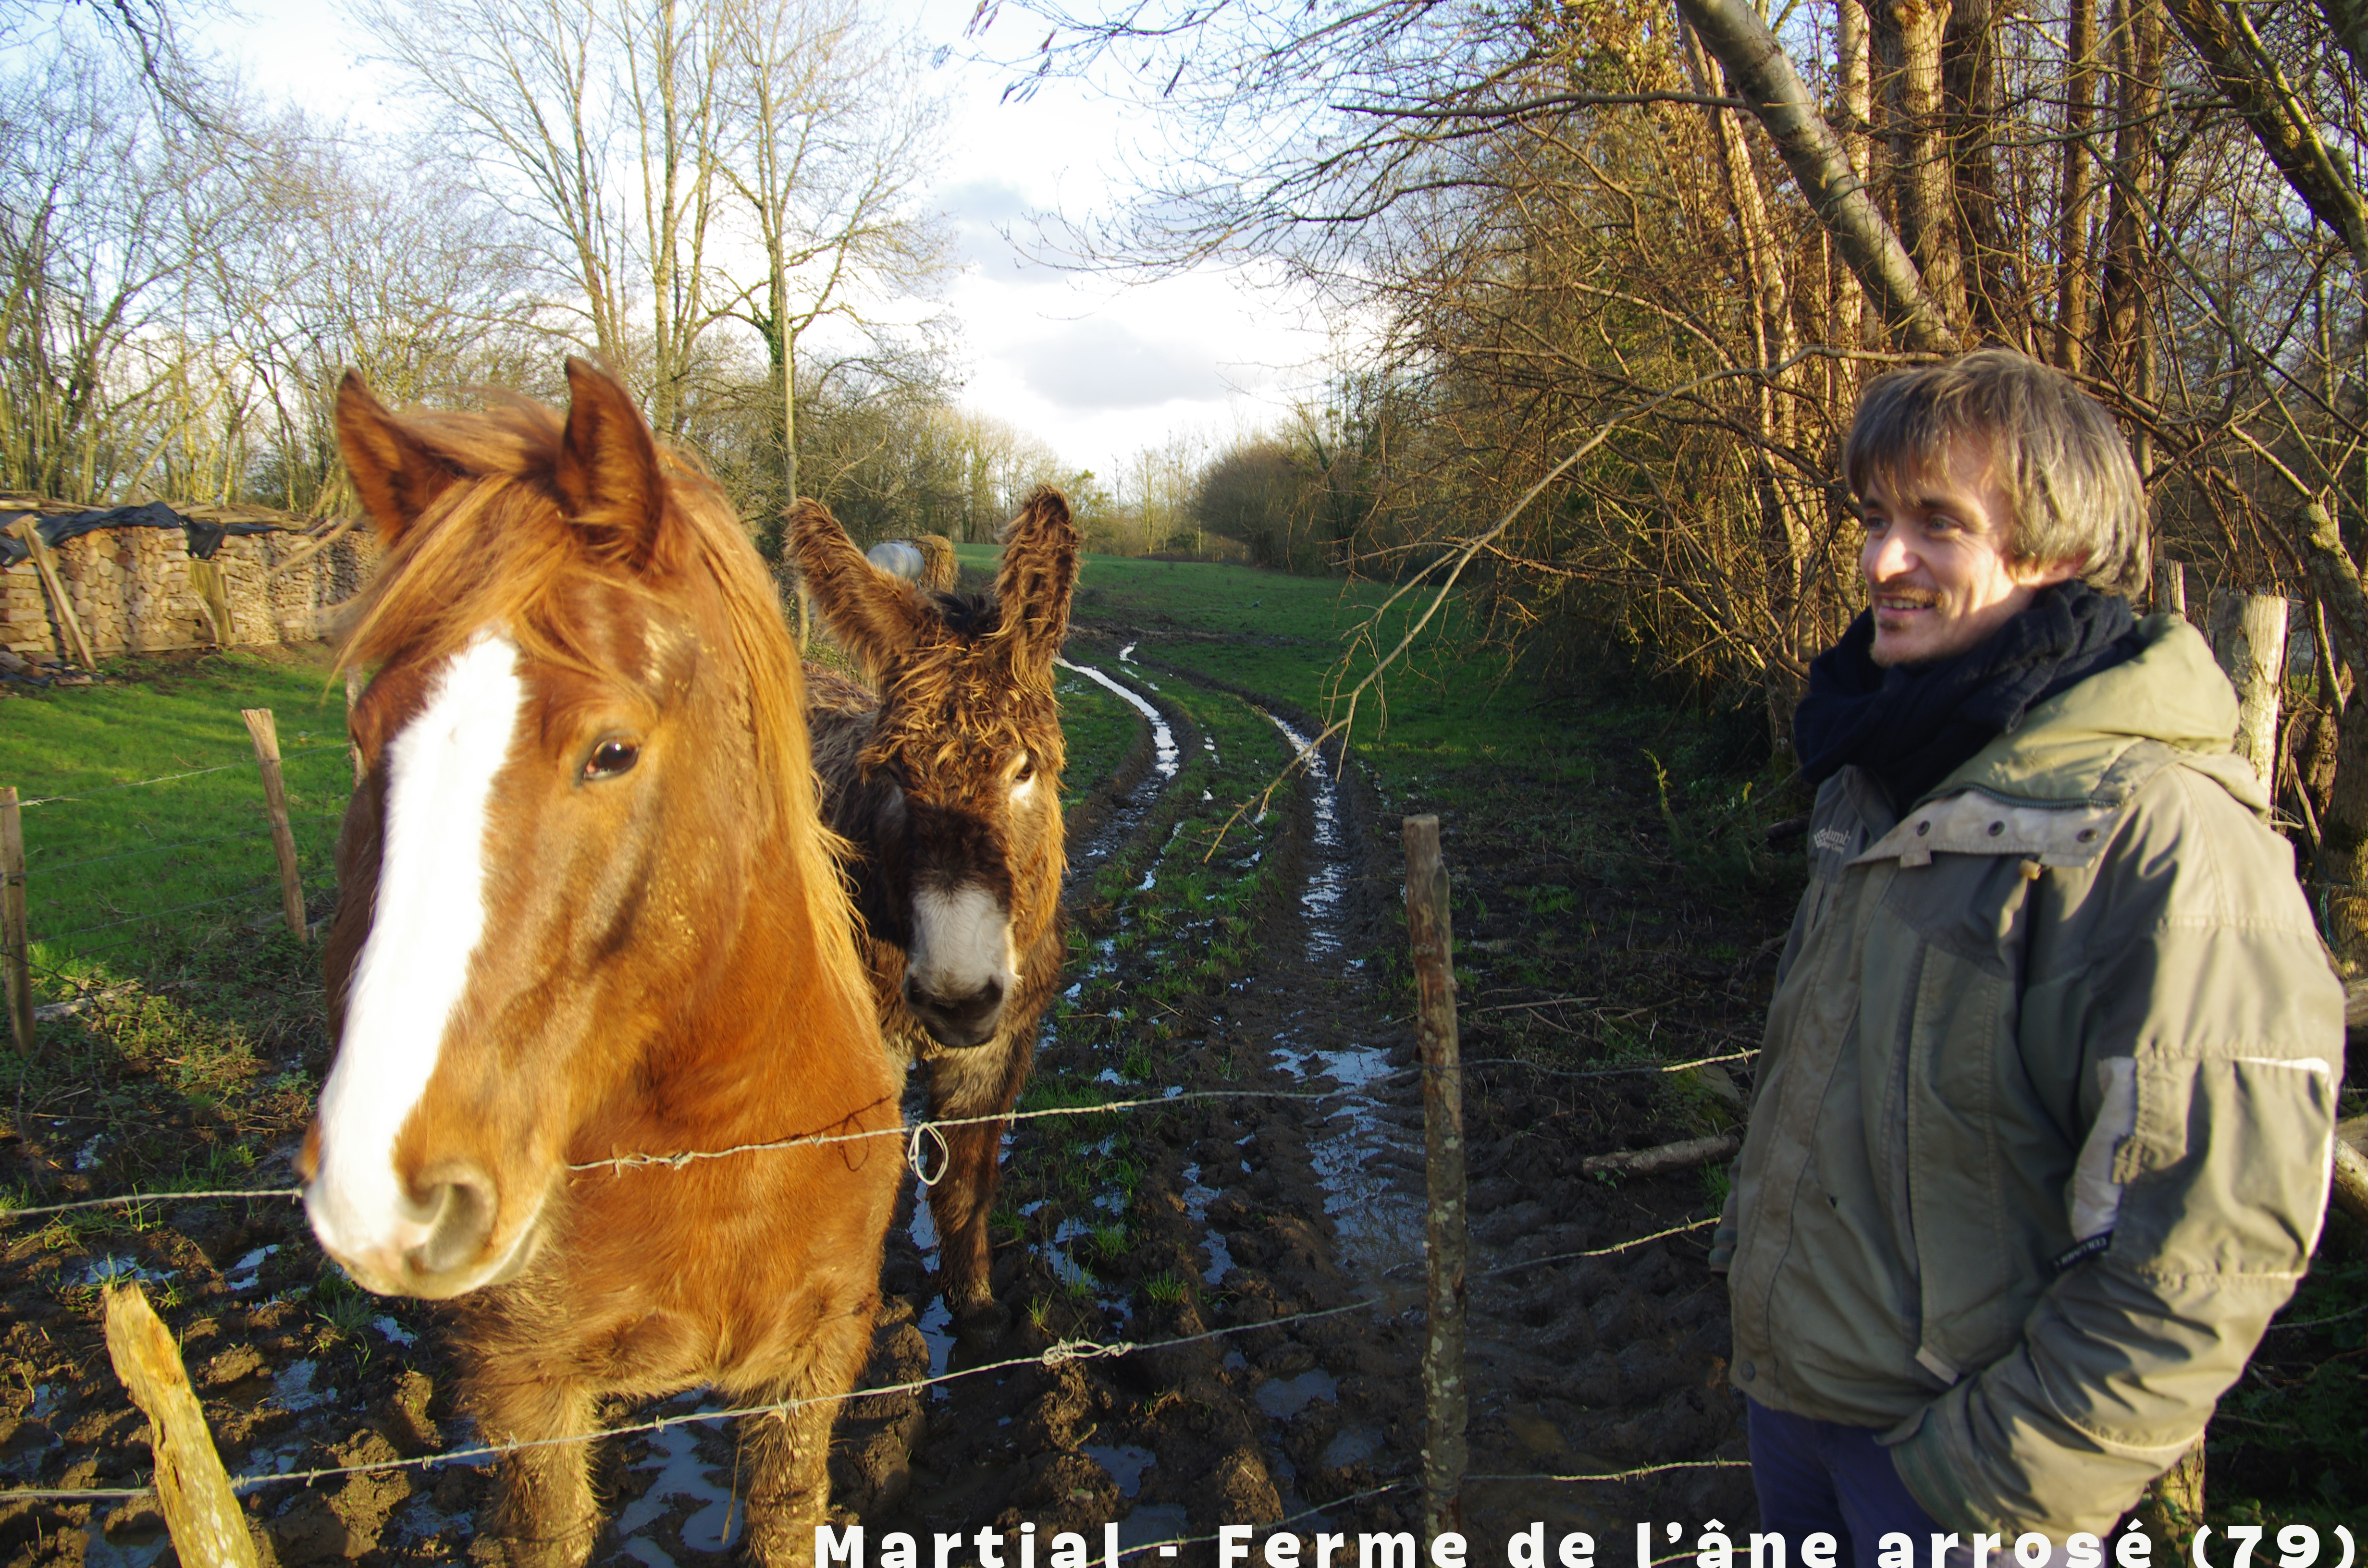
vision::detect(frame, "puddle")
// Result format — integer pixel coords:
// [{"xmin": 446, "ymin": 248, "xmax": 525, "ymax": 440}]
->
[
  {"xmin": 1118, "ymin": 1503, "xmax": 1192, "ymax": 1553},
  {"xmin": 1179, "ymin": 1164, "xmax": 1236, "ymax": 1284},
  {"xmin": 270, "ymin": 1359, "xmax": 334, "ymax": 1414},
  {"xmin": 372, "ymin": 1315, "xmax": 416, "ymax": 1347},
  {"xmin": 917, "ymin": 1297, "xmax": 955, "ymax": 1386},
  {"xmin": 1255, "ymin": 1368, "xmax": 1338, "ymax": 1420},
  {"xmin": 82, "ymin": 1525, "xmax": 170, "ymax": 1568},
  {"xmin": 614, "ymin": 1406, "xmax": 743, "ymax": 1565},
  {"xmin": 1084, "ymin": 1443, "xmax": 1156, "ymax": 1497},
  {"xmin": 69, "ymin": 1255, "xmax": 171, "ymax": 1289},
  {"xmin": 1039, "ymin": 1218, "xmax": 1098, "ymax": 1291},
  {"xmin": 1268, "ymin": 1015, "xmax": 1423, "ymax": 1281},
  {"xmin": 225, "ymin": 1244, "xmax": 279, "ymax": 1292},
  {"xmin": 1322, "ymin": 1423, "xmax": 1383, "ymax": 1468},
  {"xmin": 1059, "ymin": 661, "xmax": 1179, "ymax": 783},
  {"xmin": 1265, "ymin": 714, "xmax": 1347, "ymax": 958}
]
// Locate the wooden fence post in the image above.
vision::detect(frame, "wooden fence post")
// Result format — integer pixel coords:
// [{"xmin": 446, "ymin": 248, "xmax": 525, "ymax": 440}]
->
[
  {"xmin": 13, "ymin": 520, "xmax": 98, "ymax": 671},
  {"xmin": 104, "ymin": 1282, "xmax": 262, "ymax": 1568},
  {"xmin": 2211, "ymin": 590, "xmax": 2290, "ymax": 790},
  {"xmin": 2154, "ymin": 548, "xmax": 2186, "ymax": 620},
  {"xmin": 1404, "ymin": 814, "xmax": 1467, "ymax": 1543},
  {"xmin": 1, "ymin": 786, "xmax": 33, "ymax": 1057},
  {"xmin": 239, "ymin": 710, "xmax": 308, "ymax": 941}
]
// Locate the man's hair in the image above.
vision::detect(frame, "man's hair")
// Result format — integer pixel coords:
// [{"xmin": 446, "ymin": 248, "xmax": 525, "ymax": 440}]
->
[{"xmin": 1843, "ymin": 348, "xmax": 2149, "ymax": 599}]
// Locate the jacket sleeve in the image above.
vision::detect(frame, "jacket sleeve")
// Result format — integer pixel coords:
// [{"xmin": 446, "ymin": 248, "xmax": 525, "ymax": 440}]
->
[{"xmin": 1889, "ymin": 769, "xmax": 2343, "ymax": 1536}]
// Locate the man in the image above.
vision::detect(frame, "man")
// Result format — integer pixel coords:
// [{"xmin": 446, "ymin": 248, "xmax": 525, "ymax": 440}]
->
[{"xmin": 1709, "ymin": 349, "xmax": 2343, "ymax": 1549}]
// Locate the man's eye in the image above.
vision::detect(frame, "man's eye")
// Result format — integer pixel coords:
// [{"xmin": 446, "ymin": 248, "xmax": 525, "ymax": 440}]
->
[{"xmin": 583, "ymin": 740, "xmax": 641, "ymax": 781}]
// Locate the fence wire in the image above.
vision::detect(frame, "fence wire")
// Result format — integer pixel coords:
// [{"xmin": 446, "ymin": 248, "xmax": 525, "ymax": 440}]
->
[
  {"xmin": 17, "ymin": 742, "xmax": 349, "ymax": 808},
  {"xmin": 32, "ymin": 809, "xmax": 345, "ymax": 877},
  {"xmin": 0, "ymin": 1207, "xmax": 1714, "ymax": 1508}
]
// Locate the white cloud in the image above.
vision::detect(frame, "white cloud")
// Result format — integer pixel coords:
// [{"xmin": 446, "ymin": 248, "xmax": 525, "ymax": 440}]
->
[{"xmin": 1005, "ymin": 318, "xmax": 1219, "ymax": 411}]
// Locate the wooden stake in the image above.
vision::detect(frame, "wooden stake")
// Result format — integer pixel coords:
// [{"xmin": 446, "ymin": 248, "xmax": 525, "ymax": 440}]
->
[
  {"xmin": 239, "ymin": 710, "xmax": 308, "ymax": 941},
  {"xmin": 103, "ymin": 1282, "xmax": 262, "ymax": 1568},
  {"xmin": 2152, "ymin": 546, "xmax": 2185, "ymax": 620},
  {"xmin": 1404, "ymin": 814, "xmax": 1467, "ymax": 1543},
  {"xmin": 1580, "ymin": 1132, "xmax": 1742, "ymax": 1178},
  {"xmin": 1, "ymin": 786, "xmax": 33, "ymax": 1057},
  {"xmin": 14, "ymin": 520, "xmax": 97, "ymax": 671}
]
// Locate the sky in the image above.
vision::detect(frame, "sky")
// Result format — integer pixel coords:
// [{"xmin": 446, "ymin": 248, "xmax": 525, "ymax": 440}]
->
[{"xmin": 194, "ymin": 0, "xmax": 1347, "ymax": 485}]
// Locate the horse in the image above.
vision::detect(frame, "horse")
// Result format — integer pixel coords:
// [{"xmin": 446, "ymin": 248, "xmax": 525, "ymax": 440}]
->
[
  {"xmin": 792, "ymin": 490, "xmax": 1076, "ymax": 1324},
  {"xmin": 302, "ymin": 359, "xmax": 902, "ymax": 1568}
]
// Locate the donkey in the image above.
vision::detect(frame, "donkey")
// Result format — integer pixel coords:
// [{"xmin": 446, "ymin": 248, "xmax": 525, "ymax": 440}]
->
[
  {"xmin": 304, "ymin": 360, "xmax": 902, "ymax": 1567},
  {"xmin": 793, "ymin": 490, "xmax": 1076, "ymax": 1323}
]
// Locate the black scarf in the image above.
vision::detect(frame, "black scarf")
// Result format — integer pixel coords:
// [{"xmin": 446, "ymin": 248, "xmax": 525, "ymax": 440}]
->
[{"xmin": 1795, "ymin": 581, "xmax": 2142, "ymax": 810}]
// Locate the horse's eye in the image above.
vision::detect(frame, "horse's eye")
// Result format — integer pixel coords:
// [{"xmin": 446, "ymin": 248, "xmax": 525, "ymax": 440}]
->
[{"xmin": 583, "ymin": 739, "xmax": 641, "ymax": 781}]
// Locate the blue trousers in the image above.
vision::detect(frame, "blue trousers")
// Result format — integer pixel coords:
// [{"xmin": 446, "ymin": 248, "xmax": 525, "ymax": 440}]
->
[{"xmin": 1747, "ymin": 1398, "xmax": 1949, "ymax": 1568}]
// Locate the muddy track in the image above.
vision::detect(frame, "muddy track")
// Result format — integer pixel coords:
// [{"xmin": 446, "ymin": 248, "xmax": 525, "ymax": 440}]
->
[{"xmin": 0, "ymin": 632, "xmax": 1760, "ymax": 1568}]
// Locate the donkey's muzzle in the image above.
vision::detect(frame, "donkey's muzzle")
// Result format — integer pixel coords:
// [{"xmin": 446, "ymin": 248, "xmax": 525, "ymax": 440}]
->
[{"xmin": 905, "ymin": 973, "xmax": 1006, "ymax": 1049}]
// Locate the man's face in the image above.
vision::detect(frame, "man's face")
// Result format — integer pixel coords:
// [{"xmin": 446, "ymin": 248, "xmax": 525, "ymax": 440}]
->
[{"xmin": 1858, "ymin": 437, "xmax": 2081, "ymax": 667}]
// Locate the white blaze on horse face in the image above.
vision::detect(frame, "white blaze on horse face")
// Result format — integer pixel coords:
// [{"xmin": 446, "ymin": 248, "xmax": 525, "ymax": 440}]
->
[
  {"xmin": 307, "ymin": 635, "xmax": 525, "ymax": 1291},
  {"xmin": 908, "ymin": 884, "xmax": 1018, "ymax": 1002}
]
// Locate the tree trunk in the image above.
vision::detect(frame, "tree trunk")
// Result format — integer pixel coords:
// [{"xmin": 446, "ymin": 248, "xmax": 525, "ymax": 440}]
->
[
  {"xmin": 1671, "ymin": 0, "xmax": 1960, "ymax": 354},
  {"xmin": 1944, "ymin": 0, "xmax": 2013, "ymax": 340},
  {"xmin": 2301, "ymin": 503, "xmax": 2368, "ymax": 961},
  {"xmin": 2102, "ymin": 0, "xmax": 2164, "ymax": 466},
  {"xmin": 2210, "ymin": 590, "xmax": 2290, "ymax": 789},
  {"xmin": 2056, "ymin": 0, "xmax": 2098, "ymax": 372},
  {"xmin": 1874, "ymin": 0, "xmax": 1969, "ymax": 332}
]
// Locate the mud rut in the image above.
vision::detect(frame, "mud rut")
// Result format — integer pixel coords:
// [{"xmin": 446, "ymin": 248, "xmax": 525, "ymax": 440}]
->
[{"xmin": 0, "ymin": 638, "xmax": 1759, "ymax": 1568}]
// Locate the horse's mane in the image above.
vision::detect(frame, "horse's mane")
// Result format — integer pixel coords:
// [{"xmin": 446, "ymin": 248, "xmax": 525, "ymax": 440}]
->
[{"xmin": 335, "ymin": 393, "xmax": 866, "ymax": 1014}]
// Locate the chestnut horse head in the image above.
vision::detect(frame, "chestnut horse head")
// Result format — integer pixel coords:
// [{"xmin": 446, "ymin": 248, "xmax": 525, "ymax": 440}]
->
[
  {"xmin": 793, "ymin": 490, "xmax": 1076, "ymax": 1050},
  {"xmin": 303, "ymin": 359, "xmax": 876, "ymax": 1299}
]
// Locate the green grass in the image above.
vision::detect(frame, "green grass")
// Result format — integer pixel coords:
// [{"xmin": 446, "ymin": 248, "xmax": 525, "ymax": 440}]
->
[
  {"xmin": 0, "ymin": 649, "xmax": 353, "ymax": 978},
  {"xmin": 1053, "ymin": 665, "xmax": 1138, "ymax": 812}
]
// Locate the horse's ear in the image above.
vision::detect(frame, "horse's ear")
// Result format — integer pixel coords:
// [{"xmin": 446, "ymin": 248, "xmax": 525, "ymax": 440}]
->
[
  {"xmin": 554, "ymin": 357, "xmax": 669, "ymax": 572},
  {"xmin": 994, "ymin": 486, "xmax": 1078, "ymax": 675},
  {"xmin": 789, "ymin": 498, "xmax": 936, "ymax": 678},
  {"xmin": 336, "ymin": 371, "xmax": 460, "ymax": 549}
]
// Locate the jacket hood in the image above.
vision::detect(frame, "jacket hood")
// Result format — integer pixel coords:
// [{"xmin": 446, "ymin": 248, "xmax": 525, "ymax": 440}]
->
[{"xmin": 1936, "ymin": 614, "xmax": 2262, "ymax": 812}]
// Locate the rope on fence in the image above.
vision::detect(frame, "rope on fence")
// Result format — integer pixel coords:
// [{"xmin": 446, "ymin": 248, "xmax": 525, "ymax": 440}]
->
[
  {"xmin": 0, "ymin": 1202, "xmax": 1712, "ymax": 1509},
  {"xmin": 17, "ymin": 743, "xmax": 350, "ymax": 808}
]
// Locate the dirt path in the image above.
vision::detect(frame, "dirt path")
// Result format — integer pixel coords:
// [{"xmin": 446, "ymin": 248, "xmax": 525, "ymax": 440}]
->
[{"xmin": 0, "ymin": 627, "xmax": 1777, "ymax": 1568}]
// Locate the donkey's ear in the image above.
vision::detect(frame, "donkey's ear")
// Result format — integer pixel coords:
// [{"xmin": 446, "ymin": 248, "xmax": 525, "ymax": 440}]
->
[
  {"xmin": 994, "ymin": 486, "xmax": 1078, "ymax": 677},
  {"xmin": 789, "ymin": 499, "xmax": 936, "ymax": 680},
  {"xmin": 554, "ymin": 358, "xmax": 669, "ymax": 572},
  {"xmin": 336, "ymin": 371, "xmax": 460, "ymax": 550}
]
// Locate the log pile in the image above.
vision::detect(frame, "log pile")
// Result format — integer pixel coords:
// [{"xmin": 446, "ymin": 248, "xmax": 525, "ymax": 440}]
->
[{"xmin": 0, "ymin": 498, "xmax": 379, "ymax": 662}]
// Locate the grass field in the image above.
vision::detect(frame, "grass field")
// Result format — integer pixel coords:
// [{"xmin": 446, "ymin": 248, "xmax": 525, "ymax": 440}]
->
[{"xmin": 0, "ymin": 648, "xmax": 354, "ymax": 979}]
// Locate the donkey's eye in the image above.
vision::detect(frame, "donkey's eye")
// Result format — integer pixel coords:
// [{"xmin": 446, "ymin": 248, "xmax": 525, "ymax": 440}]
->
[
  {"xmin": 1011, "ymin": 754, "xmax": 1035, "ymax": 785},
  {"xmin": 582, "ymin": 739, "xmax": 641, "ymax": 782}
]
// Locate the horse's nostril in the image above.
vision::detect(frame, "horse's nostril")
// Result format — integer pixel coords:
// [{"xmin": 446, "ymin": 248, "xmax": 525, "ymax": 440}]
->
[{"xmin": 408, "ymin": 1169, "xmax": 498, "ymax": 1280}]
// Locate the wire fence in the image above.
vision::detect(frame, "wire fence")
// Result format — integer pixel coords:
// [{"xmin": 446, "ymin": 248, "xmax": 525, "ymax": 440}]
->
[
  {"xmin": 0, "ymin": 1200, "xmax": 1728, "ymax": 1509},
  {"xmin": 3, "ymin": 719, "xmax": 351, "ymax": 1004},
  {"xmin": 0, "ymin": 717, "xmax": 1754, "ymax": 1541}
]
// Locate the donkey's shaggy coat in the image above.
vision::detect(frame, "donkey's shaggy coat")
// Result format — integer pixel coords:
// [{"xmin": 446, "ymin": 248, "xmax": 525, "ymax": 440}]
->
[{"xmin": 796, "ymin": 490, "xmax": 1077, "ymax": 1317}]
